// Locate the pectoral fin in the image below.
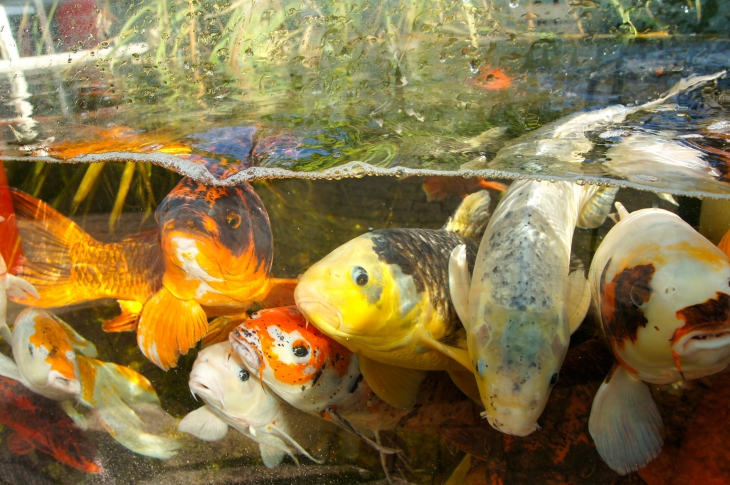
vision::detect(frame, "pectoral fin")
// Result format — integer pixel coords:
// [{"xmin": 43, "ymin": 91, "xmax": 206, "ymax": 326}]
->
[
  {"xmin": 178, "ymin": 406, "xmax": 229, "ymax": 442},
  {"xmin": 259, "ymin": 444, "xmax": 287, "ymax": 468},
  {"xmin": 447, "ymin": 369, "xmax": 483, "ymax": 406},
  {"xmin": 60, "ymin": 400, "xmax": 88, "ymax": 430},
  {"xmin": 202, "ymin": 313, "xmax": 249, "ymax": 347},
  {"xmin": 358, "ymin": 354, "xmax": 427, "ymax": 411},
  {"xmin": 7, "ymin": 433, "xmax": 35, "ymax": 455},
  {"xmin": 93, "ymin": 359, "xmax": 160, "ymax": 406},
  {"xmin": 588, "ymin": 364, "xmax": 664, "ymax": 475},
  {"xmin": 421, "ymin": 332, "xmax": 472, "ymax": 371},
  {"xmin": 326, "ymin": 407, "xmax": 399, "ymax": 455},
  {"xmin": 448, "ymin": 244, "xmax": 471, "ymax": 326},
  {"xmin": 445, "ymin": 454, "xmax": 472, "ymax": 485},
  {"xmin": 5, "ymin": 274, "xmax": 39, "ymax": 300},
  {"xmin": 102, "ymin": 300, "xmax": 142, "ymax": 333},
  {"xmin": 0, "ymin": 351, "xmax": 22, "ymax": 382},
  {"xmin": 259, "ymin": 278, "xmax": 299, "ymax": 308},
  {"xmin": 567, "ymin": 256, "xmax": 591, "ymax": 334},
  {"xmin": 137, "ymin": 287, "xmax": 208, "ymax": 370}
]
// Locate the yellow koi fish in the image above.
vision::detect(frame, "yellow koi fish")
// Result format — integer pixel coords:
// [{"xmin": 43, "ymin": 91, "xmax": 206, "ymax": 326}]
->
[{"xmin": 294, "ymin": 192, "xmax": 493, "ymax": 410}]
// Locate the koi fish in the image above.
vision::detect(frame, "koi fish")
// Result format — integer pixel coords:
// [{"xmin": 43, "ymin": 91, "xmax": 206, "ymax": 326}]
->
[
  {"xmin": 230, "ymin": 307, "xmax": 408, "ymax": 437},
  {"xmin": 588, "ymin": 203, "xmax": 730, "ymax": 475},
  {"xmin": 448, "ymin": 180, "xmax": 617, "ymax": 436},
  {"xmin": 179, "ymin": 341, "xmax": 327, "ymax": 467},
  {"xmin": 0, "ymin": 373, "xmax": 101, "ymax": 473},
  {"xmin": 10, "ymin": 177, "xmax": 298, "ymax": 369},
  {"xmin": 294, "ymin": 191, "xmax": 493, "ymax": 410},
  {"xmin": 0, "ymin": 249, "xmax": 39, "ymax": 343},
  {"xmin": 1, "ymin": 308, "xmax": 180, "ymax": 459},
  {"xmin": 422, "ymin": 176, "xmax": 506, "ymax": 202}
]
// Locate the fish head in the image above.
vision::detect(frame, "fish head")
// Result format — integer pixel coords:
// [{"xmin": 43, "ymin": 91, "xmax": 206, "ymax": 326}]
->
[
  {"xmin": 472, "ymin": 307, "xmax": 567, "ymax": 437},
  {"xmin": 230, "ymin": 307, "xmax": 354, "ymax": 400},
  {"xmin": 156, "ymin": 177, "xmax": 273, "ymax": 302},
  {"xmin": 11, "ymin": 309, "xmax": 81, "ymax": 401},
  {"xmin": 592, "ymin": 208, "xmax": 730, "ymax": 383},
  {"xmin": 295, "ymin": 234, "xmax": 417, "ymax": 352},
  {"xmin": 189, "ymin": 342, "xmax": 278, "ymax": 426}
]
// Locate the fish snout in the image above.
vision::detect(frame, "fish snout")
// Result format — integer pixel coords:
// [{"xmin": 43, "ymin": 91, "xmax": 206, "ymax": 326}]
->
[
  {"xmin": 482, "ymin": 405, "xmax": 541, "ymax": 437},
  {"xmin": 189, "ymin": 370, "xmax": 223, "ymax": 405},
  {"xmin": 229, "ymin": 332, "xmax": 262, "ymax": 373},
  {"xmin": 47, "ymin": 370, "xmax": 81, "ymax": 399}
]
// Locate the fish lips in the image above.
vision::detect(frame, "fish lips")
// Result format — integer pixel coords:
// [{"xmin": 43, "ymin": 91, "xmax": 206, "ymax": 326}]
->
[
  {"xmin": 46, "ymin": 370, "xmax": 81, "ymax": 399},
  {"xmin": 673, "ymin": 326, "xmax": 730, "ymax": 357},
  {"xmin": 188, "ymin": 372, "xmax": 225, "ymax": 410},
  {"xmin": 294, "ymin": 297, "xmax": 343, "ymax": 334},
  {"xmin": 229, "ymin": 332, "xmax": 262, "ymax": 373}
]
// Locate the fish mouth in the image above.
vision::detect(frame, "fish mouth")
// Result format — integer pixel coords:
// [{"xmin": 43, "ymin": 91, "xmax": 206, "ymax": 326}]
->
[
  {"xmin": 229, "ymin": 331, "xmax": 262, "ymax": 373},
  {"xmin": 47, "ymin": 371, "xmax": 81, "ymax": 399},
  {"xmin": 295, "ymin": 299, "xmax": 343, "ymax": 333},
  {"xmin": 189, "ymin": 374, "xmax": 225, "ymax": 410},
  {"xmin": 673, "ymin": 328, "xmax": 730, "ymax": 356}
]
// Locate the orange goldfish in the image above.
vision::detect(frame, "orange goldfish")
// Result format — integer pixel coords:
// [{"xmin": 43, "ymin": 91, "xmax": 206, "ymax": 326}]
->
[
  {"xmin": 422, "ymin": 176, "xmax": 506, "ymax": 202},
  {"xmin": 10, "ymin": 177, "xmax": 297, "ymax": 369}
]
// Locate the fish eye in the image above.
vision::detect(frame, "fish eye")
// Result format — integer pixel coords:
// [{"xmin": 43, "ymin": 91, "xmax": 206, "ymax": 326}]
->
[
  {"xmin": 226, "ymin": 212, "xmax": 242, "ymax": 229},
  {"xmin": 549, "ymin": 372, "xmax": 559, "ymax": 387},
  {"xmin": 351, "ymin": 266, "xmax": 369, "ymax": 286},
  {"xmin": 293, "ymin": 344, "xmax": 309, "ymax": 358},
  {"xmin": 238, "ymin": 368, "xmax": 250, "ymax": 381},
  {"xmin": 630, "ymin": 286, "xmax": 646, "ymax": 307}
]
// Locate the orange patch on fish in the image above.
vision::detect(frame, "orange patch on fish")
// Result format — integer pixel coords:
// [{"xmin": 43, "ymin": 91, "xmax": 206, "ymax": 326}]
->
[
  {"xmin": 76, "ymin": 355, "xmax": 98, "ymax": 405},
  {"xmin": 29, "ymin": 313, "xmax": 78, "ymax": 381},
  {"xmin": 245, "ymin": 307, "xmax": 352, "ymax": 385},
  {"xmin": 470, "ymin": 66, "xmax": 512, "ymax": 91},
  {"xmin": 422, "ymin": 176, "xmax": 507, "ymax": 202}
]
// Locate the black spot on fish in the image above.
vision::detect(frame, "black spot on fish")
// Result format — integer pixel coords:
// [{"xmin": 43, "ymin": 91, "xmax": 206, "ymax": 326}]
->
[
  {"xmin": 369, "ymin": 229, "xmax": 478, "ymax": 343},
  {"xmin": 348, "ymin": 374, "xmax": 363, "ymax": 393},
  {"xmin": 311, "ymin": 363, "xmax": 326, "ymax": 387},
  {"xmin": 600, "ymin": 260, "xmax": 655, "ymax": 347},
  {"xmin": 673, "ymin": 292, "xmax": 730, "ymax": 343}
]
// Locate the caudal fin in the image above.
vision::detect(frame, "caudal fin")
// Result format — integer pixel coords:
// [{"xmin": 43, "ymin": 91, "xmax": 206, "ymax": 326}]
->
[{"xmin": 9, "ymin": 189, "xmax": 99, "ymax": 307}]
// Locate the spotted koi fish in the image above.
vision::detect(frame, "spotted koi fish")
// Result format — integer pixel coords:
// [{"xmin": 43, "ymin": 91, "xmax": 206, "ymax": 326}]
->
[
  {"xmin": 588, "ymin": 203, "xmax": 730, "ymax": 475},
  {"xmin": 10, "ymin": 177, "xmax": 297, "ymax": 369},
  {"xmin": 1, "ymin": 308, "xmax": 180, "ymax": 459},
  {"xmin": 179, "ymin": 341, "xmax": 328, "ymax": 467},
  {"xmin": 230, "ymin": 306, "xmax": 407, "ymax": 454}
]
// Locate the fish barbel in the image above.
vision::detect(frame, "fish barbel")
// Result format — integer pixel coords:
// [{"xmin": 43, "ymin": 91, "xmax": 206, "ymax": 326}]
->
[
  {"xmin": 1, "ymin": 308, "xmax": 180, "ymax": 459},
  {"xmin": 449, "ymin": 179, "xmax": 616, "ymax": 437},
  {"xmin": 179, "ymin": 341, "xmax": 327, "ymax": 467},
  {"xmin": 295, "ymin": 191, "xmax": 493, "ymax": 410},
  {"xmin": 588, "ymin": 203, "xmax": 730, "ymax": 475},
  {"xmin": 9, "ymin": 177, "xmax": 297, "ymax": 369}
]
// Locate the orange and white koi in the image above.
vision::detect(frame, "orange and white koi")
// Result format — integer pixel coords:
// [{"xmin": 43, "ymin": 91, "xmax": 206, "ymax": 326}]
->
[
  {"xmin": 0, "ymin": 308, "xmax": 180, "ymax": 459},
  {"xmin": 230, "ymin": 306, "xmax": 406, "ymax": 453},
  {"xmin": 588, "ymin": 203, "xmax": 730, "ymax": 475},
  {"xmin": 179, "ymin": 341, "xmax": 327, "ymax": 467},
  {"xmin": 10, "ymin": 177, "xmax": 297, "ymax": 370}
]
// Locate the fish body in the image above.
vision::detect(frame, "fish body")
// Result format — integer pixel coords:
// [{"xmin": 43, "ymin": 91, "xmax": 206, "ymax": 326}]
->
[
  {"xmin": 10, "ymin": 177, "xmax": 297, "ymax": 369},
  {"xmin": 0, "ymin": 374, "xmax": 101, "ymax": 473},
  {"xmin": 179, "ymin": 341, "xmax": 326, "ymax": 467},
  {"xmin": 449, "ymin": 179, "xmax": 614, "ymax": 437},
  {"xmin": 588, "ymin": 204, "xmax": 730, "ymax": 475},
  {"xmin": 3, "ymin": 308, "xmax": 179, "ymax": 459},
  {"xmin": 230, "ymin": 306, "xmax": 408, "ymax": 434}
]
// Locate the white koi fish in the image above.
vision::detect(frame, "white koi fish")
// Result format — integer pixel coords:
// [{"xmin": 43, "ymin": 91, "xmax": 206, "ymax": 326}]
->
[
  {"xmin": 1, "ymin": 308, "xmax": 179, "ymax": 459},
  {"xmin": 588, "ymin": 203, "xmax": 730, "ymax": 475},
  {"xmin": 449, "ymin": 179, "xmax": 615, "ymax": 436},
  {"xmin": 179, "ymin": 341, "xmax": 327, "ymax": 467}
]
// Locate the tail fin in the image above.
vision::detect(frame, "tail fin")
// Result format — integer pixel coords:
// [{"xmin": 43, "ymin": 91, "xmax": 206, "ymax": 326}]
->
[
  {"xmin": 9, "ymin": 189, "xmax": 100, "ymax": 307},
  {"xmin": 0, "ymin": 162, "xmax": 25, "ymax": 273}
]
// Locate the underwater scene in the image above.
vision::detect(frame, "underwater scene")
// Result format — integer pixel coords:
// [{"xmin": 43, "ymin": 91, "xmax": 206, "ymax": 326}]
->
[{"xmin": 1, "ymin": 0, "xmax": 730, "ymax": 483}]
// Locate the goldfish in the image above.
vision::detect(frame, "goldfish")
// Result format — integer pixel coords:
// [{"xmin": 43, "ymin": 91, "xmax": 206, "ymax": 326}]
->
[
  {"xmin": 448, "ymin": 179, "xmax": 617, "ymax": 436},
  {"xmin": 422, "ymin": 176, "xmax": 506, "ymax": 202},
  {"xmin": 1, "ymin": 308, "xmax": 180, "ymax": 459},
  {"xmin": 179, "ymin": 341, "xmax": 328, "ymax": 467},
  {"xmin": 294, "ymin": 191, "xmax": 493, "ymax": 410},
  {"xmin": 587, "ymin": 203, "xmax": 730, "ymax": 475},
  {"xmin": 0, "ymin": 373, "xmax": 101, "ymax": 473},
  {"xmin": 230, "ymin": 307, "xmax": 408, "ymax": 444},
  {"xmin": 10, "ymin": 177, "xmax": 297, "ymax": 369}
]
